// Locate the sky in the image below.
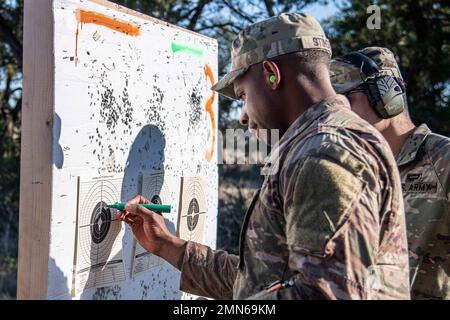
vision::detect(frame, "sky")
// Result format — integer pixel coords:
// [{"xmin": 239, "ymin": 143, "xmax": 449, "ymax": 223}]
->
[{"xmin": 303, "ymin": 1, "xmax": 340, "ymax": 22}]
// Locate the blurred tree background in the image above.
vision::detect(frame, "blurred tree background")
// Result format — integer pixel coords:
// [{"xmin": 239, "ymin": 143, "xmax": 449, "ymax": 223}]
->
[{"xmin": 0, "ymin": 0, "xmax": 448, "ymax": 298}]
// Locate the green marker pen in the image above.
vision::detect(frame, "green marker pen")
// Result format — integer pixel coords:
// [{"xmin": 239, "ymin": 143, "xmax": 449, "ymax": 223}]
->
[{"xmin": 107, "ymin": 203, "xmax": 172, "ymax": 213}]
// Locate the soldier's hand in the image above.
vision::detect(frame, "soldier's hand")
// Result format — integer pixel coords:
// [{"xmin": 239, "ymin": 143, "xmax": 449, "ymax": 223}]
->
[{"xmin": 117, "ymin": 195, "xmax": 186, "ymax": 268}]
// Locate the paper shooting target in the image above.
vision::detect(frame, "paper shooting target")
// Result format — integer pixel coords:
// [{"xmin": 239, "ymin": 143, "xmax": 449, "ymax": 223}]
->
[
  {"xmin": 177, "ymin": 176, "xmax": 206, "ymax": 243},
  {"xmin": 131, "ymin": 172, "xmax": 180, "ymax": 276},
  {"xmin": 73, "ymin": 174, "xmax": 126, "ymax": 295}
]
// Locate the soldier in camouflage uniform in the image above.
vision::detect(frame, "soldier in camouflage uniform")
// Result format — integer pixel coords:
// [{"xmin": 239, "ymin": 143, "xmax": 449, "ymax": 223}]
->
[
  {"xmin": 119, "ymin": 14, "xmax": 410, "ymax": 299},
  {"xmin": 331, "ymin": 47, "xmax": 450, "ymax": 299}
]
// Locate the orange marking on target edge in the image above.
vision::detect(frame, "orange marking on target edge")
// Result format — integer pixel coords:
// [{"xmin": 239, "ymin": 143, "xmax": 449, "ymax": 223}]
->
[
  {"xmin": 204, "ymin": 64, "xmax": 216, "ymax": 162},
  {"xmin": 74, "ymin": 9, "xmax": 141, "ymax": 66}
]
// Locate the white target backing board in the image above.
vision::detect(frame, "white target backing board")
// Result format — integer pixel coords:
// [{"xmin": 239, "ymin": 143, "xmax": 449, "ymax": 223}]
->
[
  {"xmin": 72, "ymin": 173, "xmax": 126, "ymax": 295},
  {"xmin": 130, "ymin": 172, "xmax": 181, "ymax": 277},
  {"xmin": 177, "ymin": 176, "xmax": 207, "ymax": 243},
  {"xmin": 19, "ymin": 0, "xmax": 218, "ymax": 299}
]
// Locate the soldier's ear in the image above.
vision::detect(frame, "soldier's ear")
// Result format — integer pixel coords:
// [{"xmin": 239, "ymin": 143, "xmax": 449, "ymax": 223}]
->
[{"xmin": 262, "ymin": 60, "xmax": 281, "ymax": 90}]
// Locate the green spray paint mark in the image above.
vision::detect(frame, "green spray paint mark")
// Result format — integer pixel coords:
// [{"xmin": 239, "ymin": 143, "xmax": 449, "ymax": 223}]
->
[{"xmin": 171, "ymin": 41, "xmax": 204, "ymax": 59}]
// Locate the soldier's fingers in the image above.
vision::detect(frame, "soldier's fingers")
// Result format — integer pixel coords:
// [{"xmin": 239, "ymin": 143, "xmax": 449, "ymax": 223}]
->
[
  {"xmin": 126, "ymin": 195, "xmax": 152, "ymax": 205},
  {"xmin": 118, "ymin": 195, "xmax": 151, "ymax": 220},
  {"xmin": 124, "ymin": 204, "xmax": 156, "ymax": 220},
  {"xmin": 124, "ymin": 216, "xmax": 137, "ymax": 224},
  {"xmin": 116, "ymin": 210, "xmax": 141, "ymax": 224},
  {"xmin": 122, "ymin": 212, "xmax": 141, "ymax": 224},
  {"xmin": 116, "ymin": 211, "xmax": 126, "ymax": 221}
]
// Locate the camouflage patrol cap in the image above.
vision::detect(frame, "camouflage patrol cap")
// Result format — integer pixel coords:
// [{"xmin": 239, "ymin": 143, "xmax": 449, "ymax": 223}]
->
[
  {"xmin": 212, "ymin": 12, "xmax": 332, "ymax": 99},
  {"xmin": 330, "ymin": 46, "xmax": 404, "ymax": 94}
]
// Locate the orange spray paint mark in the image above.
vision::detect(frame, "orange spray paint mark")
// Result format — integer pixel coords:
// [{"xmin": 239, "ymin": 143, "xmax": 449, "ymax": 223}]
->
[
  {"xmin": 74, "ymin": 9, "xmax": 141, "ymax": 66},
  {"xmin": 75, "ymin": 22, "xmax": 80, "ymax": 65},
  {"xmin": 204, "ymin": 64, "xmax": 216, "ymax": 162}
]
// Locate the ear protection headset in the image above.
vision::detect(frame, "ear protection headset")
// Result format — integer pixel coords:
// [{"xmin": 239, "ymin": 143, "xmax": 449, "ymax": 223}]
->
[{"xmin": 341, "ymin": 51, "xmax": 406, "ymax": 119}]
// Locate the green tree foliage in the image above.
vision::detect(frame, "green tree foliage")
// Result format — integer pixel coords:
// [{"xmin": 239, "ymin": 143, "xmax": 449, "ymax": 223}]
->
[
  {"xmin": 0, "ymin": 0, "xmax": 23, "ymax": 299},
  {"xmin": 325, "ymin": 0, "xmax": 450, "ymax": 135}
]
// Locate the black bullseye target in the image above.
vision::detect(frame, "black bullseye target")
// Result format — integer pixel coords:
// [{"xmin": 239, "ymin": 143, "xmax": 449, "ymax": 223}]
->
[
  {"xmin": 187, "ymin": 198, "xmax": 200, "ymax": 231},
  {"xmin": 90, "ymin": 201, "xmax": 112, "ymax": 244}
]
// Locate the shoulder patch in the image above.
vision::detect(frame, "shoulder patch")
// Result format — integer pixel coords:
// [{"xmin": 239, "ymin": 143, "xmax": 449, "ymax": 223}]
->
[
  {"xmin": 286, "ymin": 156, "xmax": 363, "ymax": 255},
  {"xmin": 318, "ymin": 143, "xmax": 365, "ymax": 177}
]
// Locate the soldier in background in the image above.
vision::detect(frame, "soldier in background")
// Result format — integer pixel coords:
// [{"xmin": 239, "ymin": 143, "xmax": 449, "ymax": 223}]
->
[
  {"xmin": 118, "ymin": 14, "xmax": 410, "ymax": 299},
  {"xmin": 331, "ymin": 46, "xmax": 450, "ymax": 299}
]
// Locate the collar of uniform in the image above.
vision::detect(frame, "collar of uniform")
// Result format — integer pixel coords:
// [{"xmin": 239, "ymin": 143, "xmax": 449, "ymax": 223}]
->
[
  {"xmin": 396, "ymin": 124, "xmax": 431, "ymax": 166},
  {"xmin": 283, "ymin": 94, "xmax": 350, "ymax": 141},
  {"xmin": 263, "ymin": 94, "xmax": 350, "ymax": 171}
]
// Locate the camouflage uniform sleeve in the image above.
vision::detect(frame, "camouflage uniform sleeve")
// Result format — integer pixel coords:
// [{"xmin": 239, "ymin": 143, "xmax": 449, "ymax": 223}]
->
[
  {"xmin": 179, "ymin": 241, "xmax": 239, "ymax": 299},
  {"xmin": 248, "ymin": 140, "xmax": 387, "ymax": 300}
]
